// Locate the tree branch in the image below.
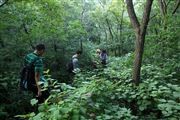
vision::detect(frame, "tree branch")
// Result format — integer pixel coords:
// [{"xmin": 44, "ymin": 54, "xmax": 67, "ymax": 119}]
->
[
  {"xmin": 172, "ymin": 0, "xmax": 180, "ymax": 15},
  {"xmin": 22, "ymin": 23, "xmax": 35, "ymax": 49},
  {"xmin": 149, "ymin": 13, "xmax": 158, "ymax": 20},
  {"xmin": 126, "ymin": 0, "xmax": 140, "ymax": 31},
  {"xmin": 141, "ymin": 0, "xmax": 154, "ymax": 33},
  {"xmin": 158, "ymin": 0, "xmax": 167, "ymax": 16},
  {"xmin": 81, "ymin": 0, "xmax": 86, "ymax": 22},
  {"xmin": 0, "ymin": 0, "xmax": 9, "ymax": 7},
  {"xmin": 23, "ymin": 23, "xmax": 29, "ymax": 34},
  {"xmin": 167, "ymin": 0, "xmax": 171, "ymax": 7}
]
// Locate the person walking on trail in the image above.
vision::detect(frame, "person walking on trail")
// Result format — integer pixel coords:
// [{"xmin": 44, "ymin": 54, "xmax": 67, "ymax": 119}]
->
[
  {"xmin": 23, "ymin": 44, "xmax": 49, "ymax": 103},
  {"xmin": 96, "ymin": 49, "xmax": 101, "ymax": 56},
  {"xmin": 72, "ymin": 50, "xmax": 82, "ymax": 73},
  {"xmin": 100, "ymin": 49, "xmax": 108, "ymax": 66},
  {"xmin": 92, "ymin": 49, "xmax": 101, "ymax": 69},
  {"xmin": 96, "ymin": 49, "xmax": 101, "ymax": 62}
]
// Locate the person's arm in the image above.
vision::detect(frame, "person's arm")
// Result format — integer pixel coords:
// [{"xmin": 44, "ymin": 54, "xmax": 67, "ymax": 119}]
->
[
  {"xmin": 34, "ymin": 58, "xmax": 43, "ymax": 97},
  {"xmin": 73, "ymin": 59, "xmax": 79, "ymax": 69},
  {"xmin": 35, "ymin": 72, "xmax": 42, "ymax": 97}
]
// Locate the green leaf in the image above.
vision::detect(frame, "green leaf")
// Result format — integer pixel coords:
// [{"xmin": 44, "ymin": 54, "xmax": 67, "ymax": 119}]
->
[
  {"xmin": 72, "ymin": 109, "xmax": 80, "ymax": 120},
  {"xmin": 104, "ymin": 115, "xmax": 112, "ymax": 120},
  {"xmin": 30, "ymin": 99, "xmax": 38, "ymax": 106},
  {"xmin": 139, "ymin": 106, "xmax": 146, "ymax": 111},
  {"xmin": 15, "ymin": 112, "xmax": 35, "ymax": 118},
  {"xmin": 60, "ymin": 107, "xmax": 71, "ymax": 114},
  {"xmin": 174, "ymin": 105, "xmax": 180, "ymax": 110},
  {"xmin": 173, "ymin": 92, "xmax": 180, "ymax": 98},
  {"xmin": 32, "ymin": 113, "xmax": 44, "ymax": 120},
  {"xmin": 158, "ymin": 99, "xmax": 166, "ymax": 103}
]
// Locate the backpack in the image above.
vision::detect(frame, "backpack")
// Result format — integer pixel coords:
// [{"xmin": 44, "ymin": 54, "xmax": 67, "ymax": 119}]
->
[
  {"xmin": 20, "ymin": 57, "xmax": 39, "ymax": 91},
  {"xmin": 66, "ymin": 60, "xmax": 74, "ymax": 73}
]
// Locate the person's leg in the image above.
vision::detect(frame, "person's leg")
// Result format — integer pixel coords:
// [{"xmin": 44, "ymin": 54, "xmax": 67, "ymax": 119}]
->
[
  {"xmin": 37, "ymin": 90, "xmax": 50, "ymax": 104},
  {"xmin": 29, "ymin": 85, "xmax": 50, "ymax": 104},
  {"xmin": 101, "ymin": 60, "xmax": 107, "ymax": 68},
  {"xmin": 29, "ymin": 85, "xmax": 38, "ymax": 97}
]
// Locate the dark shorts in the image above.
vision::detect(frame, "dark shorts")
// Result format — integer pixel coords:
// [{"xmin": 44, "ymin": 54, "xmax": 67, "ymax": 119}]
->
[
  {"xmin": 29, "ymin": 84, "xmax": 50, "ymax": 104},
  {"xmin": 101, "ymin": 60, "xmax": 106, "ymax": 65}
]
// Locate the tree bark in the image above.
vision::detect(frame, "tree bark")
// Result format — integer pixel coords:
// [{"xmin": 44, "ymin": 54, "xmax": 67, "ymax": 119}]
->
[
  {"xmin": 102, "ymin": 25, "xmax": 108, "ymax": 42},
  {"xmin": 126, "ymin": 0, "xmax": 153, "ymax": 85},
  {"xmin": 81, "ymin": 0, "xmax": 86, "ymax": 23},
  {"xmin": 105, "ymin": 18, "xmax": 114, "ymax": 41},
  {"xmin": 80, "ymin": 38, "xmax": 83, "ymax": 52},
  {"xmin": 158, "ymin": 0, "xmax": 167, "ymax": 16},
  {"xmin": 172, "ymin": 0, "xmax": 180, "ymax": 14},
  {"xmin": 0, "ymin": 0, "xmax": 9, "ymax": 7},
  {"xmin": 112, "ymin": 10, "xmax": 125, "ymax": 56},
  {"xmin": 120, "ymin": 10, "xmax": 124, "ymax": 55}
]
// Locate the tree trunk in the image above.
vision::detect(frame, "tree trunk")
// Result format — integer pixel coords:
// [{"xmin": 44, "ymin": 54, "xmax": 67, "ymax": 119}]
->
[
  {"xmin": 80, "ymin": 38, "xmax": 83, "ymax": 52},
  {"xmin": 118, "ymin": 45, "xmax": 121, "ymax": 56},
  {"xmin": 114, "ymin": 48, "xmax": 117, "ymax": 56},
  {"xmin": 120, "ymin": 10, "xmax": 124, "ymax": 55},
  {"xmin": 126, "ymin": 0, "xmax": 153, "ymax": 85},
  {"xmin": 133, "ymin": 29, "xmax": 145, "ymax": 85},
  {"xmin": 105, "ymin": 18, "xmax": 114, "ymax": 41},
  {"xmin": 22, "ymin": 23, "xmax": 35, "ymax": 49}
]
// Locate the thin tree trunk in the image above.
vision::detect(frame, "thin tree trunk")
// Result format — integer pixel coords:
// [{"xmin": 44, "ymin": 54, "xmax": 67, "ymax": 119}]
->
[
  {"xmin": 105, "ymin": 18, "xmax": 114, "ymax": 41},
  {"xmin": 120, "ymin": 10, "xmax": 124, "ymax": 55},
  {"xmin": 110, "ymin": 15, "xmax": 120, "ymax": 56},
  {"xmin": 158, "ymin": 0, "xmax": 167, "ymax": 16},
  {"xmin": 172, "ymin": 0, "xmax": 180, "ymax": 14},
  {"xmin": 53, "ymin": 39, "xmax": 57, "ymax": 53},
  {"xmin": 80, "ymin": 38, "xmax": 83, "ymax": 52},
  {"xmin": 112, "ymin": 9, "xmax": 125, "ymax": 56},
  {"xmin": 81, "ymin": 0, "xmax": 86, "ymax": 23},
  {"xmin": 102, "ymin": 25, "xmax": 108, "ymax": 42},
  {"xmin": 118, "ymin": 46, "xmax": 121, "ymax": 56},
  {"xmin": 114, "ymin": 48, "xmax": 117, "ymax": 56},
  {"xmin": 22, "ymin": 23, "xmax": 35, "ymax": 49}
]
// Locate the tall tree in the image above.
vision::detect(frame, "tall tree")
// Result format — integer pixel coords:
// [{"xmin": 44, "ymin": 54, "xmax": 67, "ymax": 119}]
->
[{"xmin": 126, "ymin": 0, "xmax": 154, "ymax": 85}]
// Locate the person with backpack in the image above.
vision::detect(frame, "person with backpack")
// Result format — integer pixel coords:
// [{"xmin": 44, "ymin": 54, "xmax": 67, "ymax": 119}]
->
[
  {"xmin": 66, "ymin": 50, "xmax": 82, "ymax": 84},
  {"xmin": 66, "ymin": 50, "xmax": 82, "ymax": 74},
  {"xmin": 92, "ymin": 49, "xmax": 101, "ymax": 69},
  {"xmin": 72, "ymin": 50, "xmax": 82, "ymax": 73},
  {"xmin": 100, "ymin": 49, "xmax": 108, "ymax": 66},
  {"xmin": 20, "ymin": 44, "xmax": 49, "ymax": 103}
]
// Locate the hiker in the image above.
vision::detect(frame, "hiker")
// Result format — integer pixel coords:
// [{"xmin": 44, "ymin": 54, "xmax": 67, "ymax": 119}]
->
[
  {"xmin": 100, "ymin": 49, "xmax": 108, "ymax": 66},
  {"xmin": 96, "ymin": 49, "xmax": 101, "ymax": 56},
  {"xmin": 92, "ymin": 49, "xmax": 101, "ymax": 69},
  {"xmin": 22, "ymin": 44, "xmax": 49, "ymax": 103},
  {"xmin": 72, "ymin": 50, "xmax": 82, "ymax": 73}
]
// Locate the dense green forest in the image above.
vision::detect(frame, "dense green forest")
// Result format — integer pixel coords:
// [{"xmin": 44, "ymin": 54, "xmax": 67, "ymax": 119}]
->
[{"xmin": 0, "ymin": 0, "xmax": 180, "ymax": 120}]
